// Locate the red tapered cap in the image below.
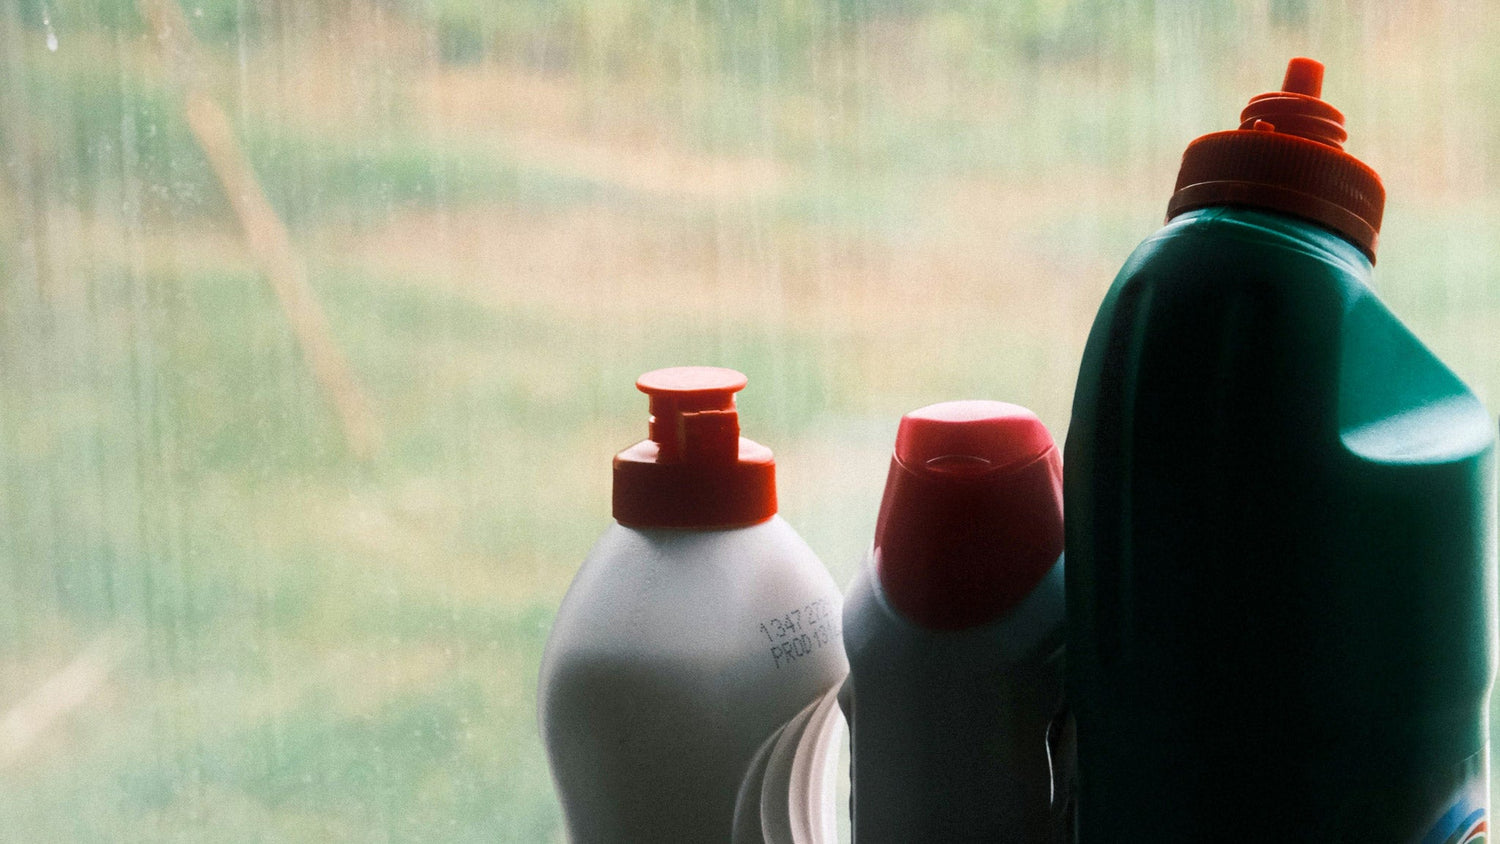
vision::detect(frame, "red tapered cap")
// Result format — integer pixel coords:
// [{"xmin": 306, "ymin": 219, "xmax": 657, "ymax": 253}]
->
[{"xmin": 873, "ymin": 401, "xmax": 1063, "ymax": 630}]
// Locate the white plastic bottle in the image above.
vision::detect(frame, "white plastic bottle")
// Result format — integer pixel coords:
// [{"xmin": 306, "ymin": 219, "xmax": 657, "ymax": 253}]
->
[
  {"xmin": 539, "ymin": 367, "xmax": 848, "ymax": 843},
  {"xmin": 841, "ymin": 401, "xmax": 1069, "ymax": 843}
]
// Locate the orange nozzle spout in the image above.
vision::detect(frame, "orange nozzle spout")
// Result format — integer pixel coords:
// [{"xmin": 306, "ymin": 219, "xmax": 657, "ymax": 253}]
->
[
  {"xmin": 1238, "ymin": 57, "xmax": 1347, "ymax": 149},
  {"xmin": 1167, "ymin": 56, "xmax": 1384, "ymax": 260},
  {"xmin": 1281, "ymin": 56, "xmax": 1323, "ymax": 97}
]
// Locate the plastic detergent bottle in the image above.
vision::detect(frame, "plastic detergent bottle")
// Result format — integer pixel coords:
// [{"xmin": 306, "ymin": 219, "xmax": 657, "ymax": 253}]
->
[
  {"xmin": 841, "ymin": 401, "xmax": 1068, "ymax": 842},
  {"xmin": 538, "ymin": 366, "xmax": 848, "ymax": 844},
  {"xmin": 1066, "ymin": 58, "xmax": 1496, "ymax": 842}
]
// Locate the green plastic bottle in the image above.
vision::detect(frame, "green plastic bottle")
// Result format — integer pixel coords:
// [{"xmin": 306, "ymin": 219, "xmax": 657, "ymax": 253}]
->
[{"xmin": 1066, "ymin": 58, "xmax": 1496, "ymax": 842}]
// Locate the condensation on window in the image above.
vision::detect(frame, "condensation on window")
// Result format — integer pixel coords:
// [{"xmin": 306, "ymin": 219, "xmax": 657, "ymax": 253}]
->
[{"xmin": 0, "ymin": 1, "xmax": 1495, "ymax": 840}]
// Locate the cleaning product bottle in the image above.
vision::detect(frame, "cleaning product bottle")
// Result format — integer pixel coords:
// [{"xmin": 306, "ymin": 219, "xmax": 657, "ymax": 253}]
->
[
  {"xmin": 1066, "ymin": 58, "xmax": 1496, "ymax": 842},
  {"xmin": 538, "ymin": 366, "xmax": 848, "ymax": 843},
  {"xmin": 842, "ymin": 400, "xmax": 1068, "ymax": 842}
]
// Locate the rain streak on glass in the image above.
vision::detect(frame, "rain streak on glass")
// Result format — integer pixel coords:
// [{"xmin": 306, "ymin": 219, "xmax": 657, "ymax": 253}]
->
[{"xmin": 0, "ymin": 1, "xmax": 1496, "ymax": 841}]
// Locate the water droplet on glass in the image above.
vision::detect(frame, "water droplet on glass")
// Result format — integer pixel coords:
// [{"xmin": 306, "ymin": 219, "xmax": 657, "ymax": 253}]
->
[{"xmin": 42, "ymin": 5, "xmax": 58, "ymax": 52}]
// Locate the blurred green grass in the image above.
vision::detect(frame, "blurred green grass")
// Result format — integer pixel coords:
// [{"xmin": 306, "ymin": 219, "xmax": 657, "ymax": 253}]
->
[{"xmin": 3, "ymin": 1, "xmax": 1500, "ymax": 841}]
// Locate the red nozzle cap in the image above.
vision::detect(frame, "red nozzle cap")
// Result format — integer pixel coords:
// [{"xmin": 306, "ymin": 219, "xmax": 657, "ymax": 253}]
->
[
  {"xmin": 612, "ymin": 367, "xmax": 776, "ymax": 529},
  {"xmin": 1167, "ymin": 57, "xmax": 1384, "ymax": 260},
  {"xmin": 1279, "ymin": 56, "xmax": 1324, "ymax": 97},
  {"xmin": 873, "ymin": 401, "xmax": 1063, "ymax": 631}
]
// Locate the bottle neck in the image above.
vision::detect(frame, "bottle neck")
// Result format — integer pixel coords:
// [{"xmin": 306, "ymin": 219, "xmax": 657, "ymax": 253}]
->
[{"xmin": 1168, "ymin": 205, "xmax": 1374, "ymax": 277}]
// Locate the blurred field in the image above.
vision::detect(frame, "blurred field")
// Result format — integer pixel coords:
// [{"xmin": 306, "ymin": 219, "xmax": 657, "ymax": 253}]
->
[{"xmin": 2, "ymin": 1, "xmax": 1499, "ymax": 840}]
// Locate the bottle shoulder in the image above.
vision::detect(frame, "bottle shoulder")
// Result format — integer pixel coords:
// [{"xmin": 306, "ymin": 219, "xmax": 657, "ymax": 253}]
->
[
  {"xmin": 843, "ymin": 554, "xmax": 1065, "ymax": 670},
  {"xmin": 1080, "ymin": 208, "xmax": 1375, "ymax": 387},
  {"xmin": 1129, "ymin": 207, "xmax": 1374, "ymax": 284},
  {"xmin": 560, "ymin": 517, "xmax": 836, "ymax": 616},
  {"xmin": 540, "ymin": 516, "xmax": 846, "ymax": 686},
  {"xmin": 1076, "ymin": 207, "xmax": 1491, "ymax": 468}
]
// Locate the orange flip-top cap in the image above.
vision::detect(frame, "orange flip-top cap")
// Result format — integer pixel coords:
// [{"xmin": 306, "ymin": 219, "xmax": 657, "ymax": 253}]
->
[{"xmin": 1167, "ymin": 57, "xmax": 1385, "ymax": 261}]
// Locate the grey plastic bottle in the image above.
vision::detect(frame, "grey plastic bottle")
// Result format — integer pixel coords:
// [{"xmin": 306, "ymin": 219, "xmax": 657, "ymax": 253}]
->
[
  {"xmin": 539, "ymin": 367, "xmax": 848, "ymax": 843},
  {"xmin": 842, "ymin": 401, "xmax": 1069, "ymax": 843}
]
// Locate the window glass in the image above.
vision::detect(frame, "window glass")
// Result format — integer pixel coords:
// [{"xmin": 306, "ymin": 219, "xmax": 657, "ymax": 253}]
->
[{"xmin": 1, "ymin": 1, "xmax": 1496, "ymax": 839}]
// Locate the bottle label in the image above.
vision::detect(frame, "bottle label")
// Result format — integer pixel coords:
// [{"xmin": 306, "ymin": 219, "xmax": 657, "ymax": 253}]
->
[
  {"xmin": 756, "ymin": 597, "xmax": 842, "ymax": 670},
  {"xmin": 1417, "ymin": 753, "xmax": 1487, "ymax": 844}
]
